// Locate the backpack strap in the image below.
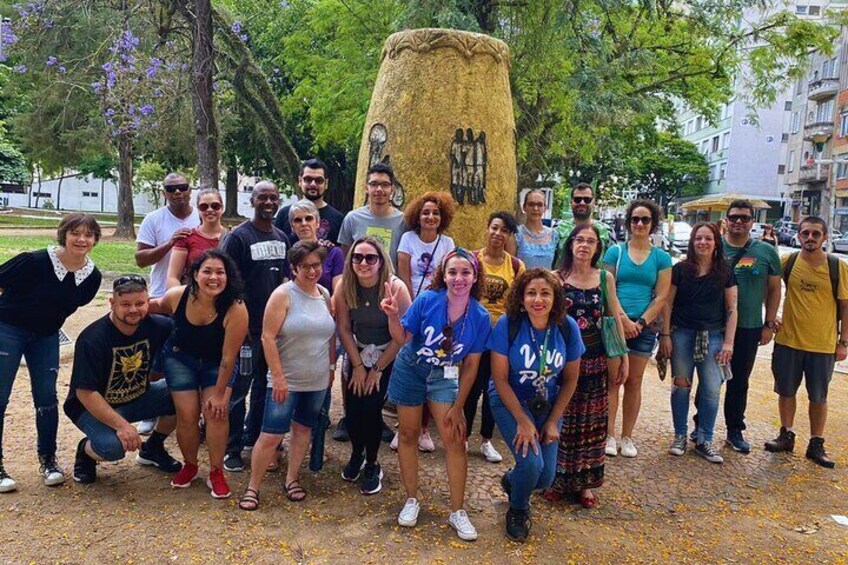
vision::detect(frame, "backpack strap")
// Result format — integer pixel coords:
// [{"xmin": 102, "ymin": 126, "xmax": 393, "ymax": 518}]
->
[
  {"xmin": 508, "ymin": 313, "xmax": 571, "ymax": 347},
  {"xmin": 614, "ymin": 243, "xmax": 625, "ymax": 277},
  {"xmin": 782, "ymin": 252, "xmax": 800, "ymax": 286},
  {"xmin": 558, "ymin": 317, "xmax": 571, "ymax": 344},
  {"xmin": 511, "ymin": 254, "xmax": 520, "ymax": 274},
  {"xmin": 827, "ymin": 254, "xmax": 840, "ymax": 304}
]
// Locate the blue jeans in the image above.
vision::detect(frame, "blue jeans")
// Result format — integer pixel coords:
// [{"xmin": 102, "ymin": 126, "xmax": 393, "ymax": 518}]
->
[
  {"xmin": 670, "ymin": 328, "xmax": 725, "ymax": 444},
  {"xmin": 0, "ymin": 321, "xmax": 60, "ymax": 460},
  {"xmin": 73, "ymin": 380, "xmax": 176, "ymax": 460},
  {"xmin": 261, "ymin": 388, "xmax": 327, "ymax": 434},
  {"xmin": 227, "ymin": 339, "xmax": 269, "ymax": 455},
  {"xmin": 489, "ymin": 392, "xmax": 561, "ymax": 511}
]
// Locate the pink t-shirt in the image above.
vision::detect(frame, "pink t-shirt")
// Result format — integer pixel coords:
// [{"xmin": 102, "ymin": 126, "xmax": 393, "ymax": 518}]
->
[{"xmin": 173, "ymin": 228, "xmax": 220, "ymax": 283}]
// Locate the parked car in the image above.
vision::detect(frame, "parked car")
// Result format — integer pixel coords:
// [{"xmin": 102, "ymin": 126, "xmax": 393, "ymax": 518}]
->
[
  {"xmin": 790, "ymin": 228, "xmax": 842, "ymax": 248},
  {"xmin": 775, "ymin": 221, "xmax": 800, "ymax": 245},
  {"xmin": 832, "ymin": 235, "xmax": 848, "ymax": 254},
  {"xmin": 750, "ymin": 222, "xmax": 767, "ymax": 240},
  {"xmin": 661, "ymin": 221, "xmax": 693, "ymax": 251}
]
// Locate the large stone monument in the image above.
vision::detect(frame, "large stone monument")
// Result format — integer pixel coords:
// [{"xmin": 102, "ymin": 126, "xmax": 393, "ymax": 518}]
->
[{"xmin": 354, "ymin": 28, "xmax": 517, "ymax": 249}]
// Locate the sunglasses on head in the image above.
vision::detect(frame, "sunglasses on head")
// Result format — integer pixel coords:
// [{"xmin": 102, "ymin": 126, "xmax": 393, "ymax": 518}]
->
[
  {"xmin": 198, "ymin": 202, "xmax": 222, "ymax": 212},
  {"xmin": 113, "ymin": 274, "xmax": 147, "ymax": 290},
  {"xmin": 351, "ymin": 253, "xmax": 380, "ymax": 265},
  {"xmin": 441, "ymin": 324, "xmax": 454, "ymax": 353},
  {"xmin": 630, "ymin": 216, "xmax": 651, "ymax": 225},
  {"xmin": 572, "ymin": 196, "xmax": 593, "ymax": 204},
  {"xmin": 727, "ymin": 214, "xmax": 752, "ymax": 223},
  {"xmin": 164, "ymin": 183, "xmax": 190, "ymax": 193}
]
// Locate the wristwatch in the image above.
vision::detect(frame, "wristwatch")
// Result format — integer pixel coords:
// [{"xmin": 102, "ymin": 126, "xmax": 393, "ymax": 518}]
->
[
  {"xmin": 764, "ymin": 321, "xmax": 776, "ymax": 329},
  {"xmin": 636, "ymin": 317, "xmax": 647, "ymax": 328},
  {"xmin": 373, "ymin": 363, "xmax": 384, "ymax": 373}
]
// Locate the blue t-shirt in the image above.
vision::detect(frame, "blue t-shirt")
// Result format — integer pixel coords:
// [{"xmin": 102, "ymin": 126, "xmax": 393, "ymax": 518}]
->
[
  {"xmin": 603, "ymin": 243, "xmax": 672, "ymax": 319},
  {"xmin": 487, "ymin": 315, "xmax": 585, "ymax": 401},
  {"xmin": 401, "ymin": 289, "xmax": 491, "ymax": 366}
]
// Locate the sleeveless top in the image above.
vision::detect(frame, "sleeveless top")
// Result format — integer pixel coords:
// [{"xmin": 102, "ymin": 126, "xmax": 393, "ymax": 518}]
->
[
  {"xmin": 274, "ymin": 281, "xmax": 336, "ymax": 392},
  {"xmin": 516, "ymin": 224, "xmax": 558, "ymax": 270},
  {"xmin": 173, "ymin": 287, "xmax": 226, "ymax": 362},
  {"xmin": 349, "ymin": 282, "xmax": 392, "ymax": 346}
]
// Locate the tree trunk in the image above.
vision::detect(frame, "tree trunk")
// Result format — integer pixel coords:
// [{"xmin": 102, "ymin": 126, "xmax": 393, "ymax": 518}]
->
[
  {"xmin": 56, "ymin": 169, "xmax": 64, "ymax": 210},
  {"xmin": 224, "ymin": 154, "xmax": 239, "ymax": 218},
  {"xmin": 114, "ymin": 132, "xmax": 136, "ymax": 238},
  {"xmin": 34, "ymin": 167, "xmax": 42, "ymax": 209},
  {"xmin": 100, "ymin": 178, "xmax": 105, "ymax": 213},
  {"xmin": 193, "ymin": 0, "xmax": 219, "ymax": 190}
]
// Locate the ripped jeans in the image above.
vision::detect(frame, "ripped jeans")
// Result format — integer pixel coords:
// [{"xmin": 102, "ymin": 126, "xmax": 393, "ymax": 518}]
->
[{"xmin": 0, "ymin": 321, "xmax": 60, "ymax": 461}]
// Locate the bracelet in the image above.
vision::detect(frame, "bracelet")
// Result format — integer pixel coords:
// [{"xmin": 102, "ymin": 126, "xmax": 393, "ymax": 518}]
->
[
  {"xmin": 352, "ymin": 362, "xmax": 363, "ymax": 369},
  {"xmin": 660, "ymin": 333, "xmax": 670, "ymax": 337}
]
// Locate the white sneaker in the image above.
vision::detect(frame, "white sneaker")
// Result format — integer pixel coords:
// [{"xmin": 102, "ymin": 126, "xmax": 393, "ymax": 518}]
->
[
  {"xmin": 448, "ymin": 509, "xmax": 478, "ymax": 541},
  {"xmin": 398, "ymin": 497, "xmax": 420, "ymax": 527},
  {"xmin": 0, "ymin": 463, "xmax": 17, "ymax": 493},
  {"xmin": 480, "ymin": 440, "xmax": 503, "ymax": 463},
  {"xmin": 620, "ymin": 437, "xmax": 638, "ymax": 458},
  {"xmin": 137, "ymin": 419, "xmax": 155, "ymax": 435},
  {"xmin": 605, "ymin": 436, "xmax": 618, "ymax": 457},
  {"xmin": 390, "ymin": 432, "xmax": 399, "ymax": 452},
  {"xmin": 418, "ymin": 431, "xmax": 436, "ymax": 453}
]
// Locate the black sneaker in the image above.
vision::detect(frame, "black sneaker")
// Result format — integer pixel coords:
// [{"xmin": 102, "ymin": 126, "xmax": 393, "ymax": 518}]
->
[
  {"xmin": 360, "ymin": 462, "xmax": 383, "ymax": 495},
  {"xmin": 381, "ymin": 421, "xmax": 395, "ymax": 443},
  {"xmin": 73, "ymin": 438, "xmax": 97, "ymax": 484},
  {"xmin": 500, "ymin": 470, "xmax": 512, "ymax": 498},
  {"xmin": 689, "ymin": 430, "xmax": 697, "ymax": 443},
  {"xmin": 765, "ymin": 427, "xmax": 796, "ymax": 453},
  {"xmin": 223, "ymin": 452, "xmax": 245, "ymax": 473},
  {"xmin": 505, "ymin": 507, "xmax": 531, "ymax": 542},
  {"xmin": 341, "ymin": 453, "xmax": 365, "ymax": 482},
  {"xmin": 39, "ymin": 455, "xmax": 66, "ymax": 486},
  {"xmin": 806, "ymin": 437, "xmax": 836, "ymax": 469},
  {"xmin": 332, "ymin": 417, "xmax": 350, "ymax": 442},
  {"xmin": 137, "ymin": 440, "xmax": 182, "ymax": 473}
]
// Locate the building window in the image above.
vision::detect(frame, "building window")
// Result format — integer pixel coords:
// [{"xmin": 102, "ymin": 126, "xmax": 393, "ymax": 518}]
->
[
  {"xmin": 815, "ymin": 99, "xmax": 834, "ymax": 123},
  {"xmin": 31, "ymin": 191, "xmax": 51, "ymax": 198},
  {"xmin": 711, "ymin": 136, "xmax": 720, "ymax": 153},
  {"xmin": 719, "ymin": 162, "xmax": 727, "ymax": 180},
  {"xmin": 840, "ymin": 113, "xmax": 848, "ymax": 137},
  {"xmin": 823, "ymin": 57, "xmax": 837, "ymax": 79},
  {"xmin": 701, "ymin": 139, "xmax": 710, "ymax": 154},
  {"xmin": 791, "ymin": 112, "xmax": 801, "ymax": 133},
  {"xmin": 695, "ymin": 116, "xmax": 703, "ymax": 130},
  {"xmin": 709, "ymin": 165, "xmax": 717, "ymax": 180},
  {"xmin": 82, "ymin": 191, "xmax": 98, "ymax": 197},
  {"xmin": 785, "ymin": 100, "xmax": 793, "ymax": 111},
  {"xmin": 809, "ymin": 5, "xmax": 821, "ymax": 15},
  {"xmin": 782, "ymin": 133, "xmax": 790, "ymax": 142},
  {"xmin": 788, "ymin": 150, "xmax": 796, "ymax": 173},
  {"xmin": 839, "ymin": 162, "xmax": 848, "ymax": 179},
  {"xmin": 795, "ymin": 5, "xmax": 808, "ymax": 15},
  {"xmin": 722, "ymin": 132, "xmax": 731, "ymax": 148},
  {"xmin": 778, "ymin": 164, "xmax": 786, "ymax": 174}
]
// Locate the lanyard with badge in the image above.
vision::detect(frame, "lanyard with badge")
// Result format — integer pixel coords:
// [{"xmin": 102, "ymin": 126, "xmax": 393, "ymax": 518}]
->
[
  {"xmin": 526, "ymin": 322, "xmax": 553, "ymax": 417},
  {"xmin": 440, "ymin": 297, "xmax": 469, "ymax": 380}
]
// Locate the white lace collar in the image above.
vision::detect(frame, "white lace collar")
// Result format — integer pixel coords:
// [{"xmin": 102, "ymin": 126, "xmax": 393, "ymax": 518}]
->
[{"xmin": 47, "ymin": 245, "xmax": 96, "ymax": 286}]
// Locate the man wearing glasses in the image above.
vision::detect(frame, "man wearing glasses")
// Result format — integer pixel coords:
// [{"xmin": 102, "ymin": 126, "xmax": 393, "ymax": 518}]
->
[
  {"xmin": 553, "ymin": 182, "xmax": 610, "ymax": 268},
  {"xmin": 66, "ymin": 276, "xmax": 181, "ymax": 484},
  {"xmin": 693, "ymin": 200, "xmax": 781, "ymax": 454},
  {"xmin": 766, "ymin": 216, "xmax": 848, "ymax": 468},
  {"xmin": 274, "ymin": 158, "xmax": 345, "ymax": 245}
]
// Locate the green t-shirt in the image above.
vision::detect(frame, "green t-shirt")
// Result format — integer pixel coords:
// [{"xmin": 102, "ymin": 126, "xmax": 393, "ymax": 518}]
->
[
  {"xmin": 722, "ymin": 237, "xmax": 781, "ymax": 329},
  {"xmin": 554, "ymin": 217, "xmax": 610, "ymax": 269}
]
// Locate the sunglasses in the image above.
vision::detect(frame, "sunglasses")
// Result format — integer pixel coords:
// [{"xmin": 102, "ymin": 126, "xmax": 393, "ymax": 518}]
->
[
  {"xmin": 292, "ymin": 215, "xmax": 316, "ymax": 224},
  {"xmin": 164, "ymin": 183, "xmax": 190, "ymax": 193},
  {"xmin": 727, "ymin": 214, "xmax": 752, "ymax": 223},
  {"xmin": 572, "ymin": 196, "xmax": 593, "ymax": 204},
  {"xmin": 198, "ymin": 202, "xmax": 222, "ymax": 212},
  {"xmin": 351, "ymin": 253, "xmax": 380, "ymax": 265},
  {"xmin": 301, "ymin": 176, "xmax": 326, "ymax": 185},
  {"xmin": 630, "ymin": 216, "xmax": 652, "ymax": 225},
  {"xmin": 113, "ymin": 274, "xmax": 147, "ymax": 290},
  {"xmin": 441, "ymin": 324, "xmax": 454, "ymax": 353},
  {"xmin": 800, "ymin": 230, "xmax": 823, "ymax": 238}
]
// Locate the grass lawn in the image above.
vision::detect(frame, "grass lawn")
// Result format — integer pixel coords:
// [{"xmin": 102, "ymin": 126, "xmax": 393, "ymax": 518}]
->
[
  {"xmin": 0, "ymin": 215, "xmax": 64, "ymax": 228},
  {"xmin": 0, "ymin": 235, "xmax": 143, "ymax": 274}
]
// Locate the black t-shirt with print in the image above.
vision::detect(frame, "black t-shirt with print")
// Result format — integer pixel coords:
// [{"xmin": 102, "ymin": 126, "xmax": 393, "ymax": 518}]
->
[{"xmin": 63, "ymin": 314, "xmax": 172, "ymax": 423}]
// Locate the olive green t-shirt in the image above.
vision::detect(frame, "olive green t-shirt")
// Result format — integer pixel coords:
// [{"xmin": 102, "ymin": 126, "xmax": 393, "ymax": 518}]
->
[{"xmin": 722, "ymin": 238, "xmax": 781, "ymax": 329}]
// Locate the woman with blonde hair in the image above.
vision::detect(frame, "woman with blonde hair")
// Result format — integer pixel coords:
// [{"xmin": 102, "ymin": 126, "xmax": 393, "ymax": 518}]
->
[{"xmin": 166, "ymin": 189, "xmax": 227, "ymax": 289}]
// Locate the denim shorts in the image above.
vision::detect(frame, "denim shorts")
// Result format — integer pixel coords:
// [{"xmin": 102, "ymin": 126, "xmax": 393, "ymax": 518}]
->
[
  {"xmin": 164, "ymin": 348, "xmax": 220, "ymax": 392},
  {"xmin": 626, "ymin": 325, "xmax": 657, "ymax": 358},
  {"xmin": 387, "ymin": 346, "xmax": 459, "ymax": 406},
  {"xmin": 261, "ymin": 388, "xmax": 327, "ymax": 434}
]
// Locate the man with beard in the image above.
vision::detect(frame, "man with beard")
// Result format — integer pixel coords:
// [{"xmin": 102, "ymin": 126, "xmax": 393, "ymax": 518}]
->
[
  {"xmin": 66, "ymin": 275, "xmax": 181, "ymax": 484},
  {"xmin": 766, "ymin": 216, "xmax": 848, "ymax": 468},
  {"xmin": 275, "ymin": 159, "xmax": 345, "ymax": 245},
  {"xmin": 553, "ymin": 182, "xmax": 610, "ymax": 268},
  {"xmin": 221, "ymin": 181, "xmax": 291, "ymax": 472}
]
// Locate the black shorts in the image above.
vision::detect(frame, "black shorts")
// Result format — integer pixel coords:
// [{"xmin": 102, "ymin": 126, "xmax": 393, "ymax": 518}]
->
[{"xmin": 771, "ymin": 343, "xmax": 834, "ymax": 403}]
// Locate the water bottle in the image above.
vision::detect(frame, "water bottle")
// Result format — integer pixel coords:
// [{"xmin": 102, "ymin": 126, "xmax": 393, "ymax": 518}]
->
[{"xmin": 239, "ymin": 344, "xmax": 253, "ymax": 376}]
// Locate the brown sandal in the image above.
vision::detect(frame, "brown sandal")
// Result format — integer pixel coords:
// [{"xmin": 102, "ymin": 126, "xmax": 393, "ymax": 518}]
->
[
  {"xmin": 284, "ymin": 480, "xmax": 306, "ymax": 502},
  {"xmin": 238, "ymin": 488, "xmax": 260, "ymax": 511}
]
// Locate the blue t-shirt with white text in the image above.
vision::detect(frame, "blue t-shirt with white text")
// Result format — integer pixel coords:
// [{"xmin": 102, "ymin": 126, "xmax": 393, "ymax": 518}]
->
[
  {"xmin": 401, "ymin": 289, "xmax": 491, "ymax": 366},
  {"xmin": 487, "ymin": 314, "xmax": 585, "ymax": 401}
]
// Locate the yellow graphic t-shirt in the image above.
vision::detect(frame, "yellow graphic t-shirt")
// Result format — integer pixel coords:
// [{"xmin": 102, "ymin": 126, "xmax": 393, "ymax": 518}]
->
[
  {"xmin": 776, "ymin": 253, "xmax": 848, "ymax": 354},
  {"xmin": 477, "ymin": 251, "xmax": 526, "ymax": 323}
]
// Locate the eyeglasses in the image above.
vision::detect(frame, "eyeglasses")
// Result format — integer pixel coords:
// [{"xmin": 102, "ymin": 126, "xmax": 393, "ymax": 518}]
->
[
  {"xmin": 301, "ymin": 176, "xmax": 326, "ymax": 185},
  {"xmin": 292, "ymin": 215, "xmax": 316, "ymax": 224},
  {"xmin": 574, "ymin": 236, "xmax": 599, "ymax": 246},
  {"xmin": 630, "ymin": 216, "xmax": 652, "ymax": 225},
  {"xmin": 198, "ymin": 202, "xmax": 222, "ymax": 212},
  {"xmin": 572, "ymin": 196, "xmax": 593, "ymax": 204},
  {"xmin": 441, "ymin": 324, "xmax": 454, "ymax": 353},
  {"xmin": 164, "ymin": 183, "xmax": 190, "ymax": 193},
  {"xmin": 727, "ymin": 214, "xmax": 752, "ymax": 223},
  {"xmin": 800, "ymin": 229, "xmax": 824, "ymax": 238},
  {"xmin": 351, "ymin": 253, "xmax": 380, "ymax": 265},
  {"xmin": 113, "ymin": 274, "xmax": 147, "ymax": 290},
  {"xmin": 297, "ymin": 262, "xmax": 323, "ymax": 272},
  {"xmin": 367, "ymin": 181, "xmax": 392, "ymax": 190}
]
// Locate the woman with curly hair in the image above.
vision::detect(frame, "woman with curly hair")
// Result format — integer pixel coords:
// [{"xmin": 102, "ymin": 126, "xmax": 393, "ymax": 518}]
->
[
  {"xmin": 549, "ymin": 224, "xmax": 628, "ymax": 508},
  {"xmin": 488, "ymin": 268, "xmax": 583, "ymax": 541},
  {"xmin": 381, "ymin": 249, "xmax": 492, "ymax": 541},
  {"xmin": 151, "ymin": 249, "xmax": 249, "ymax": 499}
]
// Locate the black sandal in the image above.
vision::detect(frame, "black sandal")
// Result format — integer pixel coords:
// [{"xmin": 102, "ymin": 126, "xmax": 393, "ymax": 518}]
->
[
  {"xmin": 238, "ymin": 488, "xmax": 260, "ymax": 511},
  {"xmin": 285, "ymin": 480, "xmax": 306, "ymax": 502}
]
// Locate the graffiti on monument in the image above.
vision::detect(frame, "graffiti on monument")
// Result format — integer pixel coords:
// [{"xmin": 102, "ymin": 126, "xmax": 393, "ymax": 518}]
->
[
  {"xmin": 366, "ymin": 123, "xmax": 405, "ymax": 208},
  {"xmin": 449, "ymin": 128, "xmax": 487, "ymax": 205}
]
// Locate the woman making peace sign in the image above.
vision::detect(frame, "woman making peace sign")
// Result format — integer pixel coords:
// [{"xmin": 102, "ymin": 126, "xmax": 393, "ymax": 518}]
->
[{"xmin": 381, "ymin": 249, "xmax": 491, "ymax": 542}]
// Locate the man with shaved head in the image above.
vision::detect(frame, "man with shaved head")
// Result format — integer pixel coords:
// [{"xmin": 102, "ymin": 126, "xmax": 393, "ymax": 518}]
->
[{"xmin": 220, "ymin": 180, "xmax": 291, "ymax": 472}]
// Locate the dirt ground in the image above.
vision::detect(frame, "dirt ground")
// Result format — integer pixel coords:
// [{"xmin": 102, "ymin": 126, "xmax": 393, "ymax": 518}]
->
[{"xmin": 2, "ymin": 294, "xmax": 848, "ymax": 564}]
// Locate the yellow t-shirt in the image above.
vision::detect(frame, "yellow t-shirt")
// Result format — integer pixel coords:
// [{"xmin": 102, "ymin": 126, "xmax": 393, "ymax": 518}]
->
[
  {"xmin": 776, "ymin": 253, "xmax": 848, "ymax": 354},
  {"xmin": 477, "ymin": 251, "xmax": 526, "ymax": 322}
]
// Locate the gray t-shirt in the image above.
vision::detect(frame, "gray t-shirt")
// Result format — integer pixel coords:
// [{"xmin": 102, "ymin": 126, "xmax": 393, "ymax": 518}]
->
[
  {"xmin": 272, "ymin": 281, "xmax": 335, "ymax": 392},
  {"xmin": 338, "ymin": 206, "xmax": 404, "ymax": 265}
]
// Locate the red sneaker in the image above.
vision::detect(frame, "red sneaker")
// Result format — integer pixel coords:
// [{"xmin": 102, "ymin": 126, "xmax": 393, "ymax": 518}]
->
[
  {"xmin": 171, "ymin": 462, "xmax": 199, "ymax": 488},
  {"xmin": 206, "ymin": 468, "xmax": 231, "ymax": 499}
]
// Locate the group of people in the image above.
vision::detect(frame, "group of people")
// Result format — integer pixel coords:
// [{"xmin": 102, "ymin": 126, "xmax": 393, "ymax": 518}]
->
[{"xmin": 0, "ymin": 161, "xmax": 843, "ymax": 544}]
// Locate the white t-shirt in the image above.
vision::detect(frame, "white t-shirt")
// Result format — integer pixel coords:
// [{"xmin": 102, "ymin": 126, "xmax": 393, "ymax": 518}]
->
[
  {"xmin": 397, "ymin": 231, "xmax": 455, "ymax": 297},
  {"xmin": 136, "ymin": 206, "xmax": 200, "ymax": 298}
]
